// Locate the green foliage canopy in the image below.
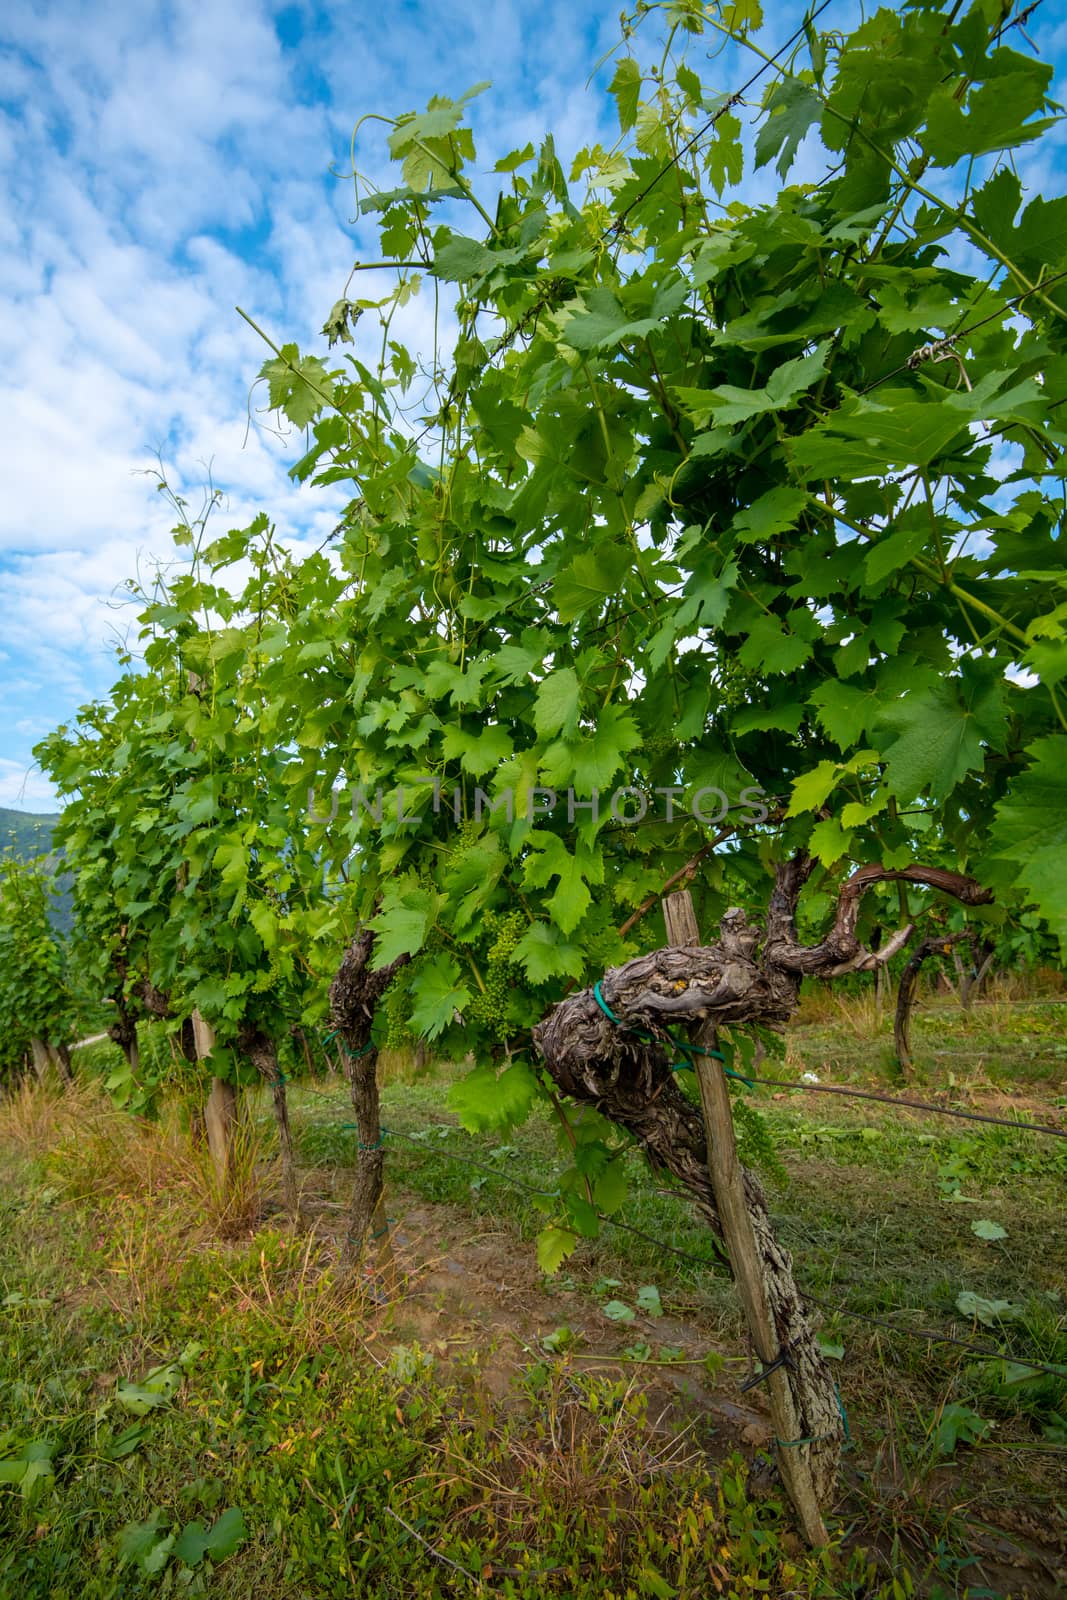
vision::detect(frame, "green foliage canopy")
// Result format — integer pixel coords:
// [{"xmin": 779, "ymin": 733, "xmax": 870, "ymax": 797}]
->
[{"xmin": 32, "ymin": 0, "xmax": 1067, "ymax": 1243}]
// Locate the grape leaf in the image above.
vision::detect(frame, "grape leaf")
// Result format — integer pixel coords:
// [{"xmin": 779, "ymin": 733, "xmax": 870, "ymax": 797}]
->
[
  {"xmin": 448, "ymin": 1061, "xmax": 540, "ymax": 1132},
  {"xmin": 537, "ymin": 1226, "xmax": 579, "ymax": 1274},
  {"xmin": 971, "ymin": 1219, "xmax": 1007, "ymax": 1243},
  {"xmin": 609, "ymin": 58, "xmax": 642, "ymax": 132},
  {"xmin": 534, "ymin": 669, "xmax": 581, "ymax": 738},
  {"xmin": 408, "ymin": 955, "xmax": 471, "ymax": 1040},
  {"xmin": 875, "ymin": 664, "xmax": 1006, "ymax": 803},
  {"xmin": 989, "ymin": 736, "xmax": 1067, "ymax": 951},
  {"xmin": 512, "ymin": 923, "xmax": 587, "ymax": 984}
]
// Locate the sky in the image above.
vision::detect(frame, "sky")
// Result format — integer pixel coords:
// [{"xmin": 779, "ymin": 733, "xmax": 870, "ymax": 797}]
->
[{"xmin": 1, "ymin": 0, "xmax": 1065, "ymax": 812}]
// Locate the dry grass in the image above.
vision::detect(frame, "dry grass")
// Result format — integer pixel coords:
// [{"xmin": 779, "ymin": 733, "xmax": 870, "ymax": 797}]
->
[
  {"xmin": 0, "ymin": 1077, "xmax": 387, "ymax": 1358},
  {"xmin": 206, "ymin": 1224, "xmax": 384, "ymax": 1355},
  {"xmin": 0, "ymin": 1075, "xmax": 274, "ymax": 1241},
  {"xmin": 795, "ymin": 965, "xmax": 1065, "ymax": 1030},
  {"xmin": 50, "ymin": 1096, "xmax": 269, "ymax": 1238},
  {"xmin": 0, "ymin": 1073, "xmax": 115, "ymax": 1154},
  {"xmin": 376, "ymin": 1043, "xmax": 448, "ymax": 1086}
]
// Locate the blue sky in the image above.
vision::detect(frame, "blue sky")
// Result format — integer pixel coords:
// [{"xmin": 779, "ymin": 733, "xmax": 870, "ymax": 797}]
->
[
  {"xmin": 0, "ymin": 0, "xmax": 638, "ymax": 809},
  {"xmin": 1, "ymin": 0, "xmax": 1065, "ymax": 811}
]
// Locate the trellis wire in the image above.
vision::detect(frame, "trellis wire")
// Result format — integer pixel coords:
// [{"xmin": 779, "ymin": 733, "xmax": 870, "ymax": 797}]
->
[
  {"xmin": 712, "ymin": 1074, "xmax": 1067, "ymax": 1140},
  {"xmin": 322, "ymin": 1116, "xmax": 1067, "ymax": 1383}
]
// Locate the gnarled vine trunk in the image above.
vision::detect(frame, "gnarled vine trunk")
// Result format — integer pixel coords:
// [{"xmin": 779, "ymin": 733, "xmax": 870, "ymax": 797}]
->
[
  {"xmin": 108, "ymin": 998, "xmax": 142, "ymax": 1078},
  {"xmin": 328, "ymin": 929, "xmax": 409, "ymax": 1278},
  {"xmin": 533, "ymin": 855, "xmax": 992, "ymax": 1516},
  {"xmin": 50, "ymin": 1042, "xmax": 74, "ymax": 1084},
  {"xmin": 894, "ymin": 930, "xmax": 965, "ymax": 1070}
]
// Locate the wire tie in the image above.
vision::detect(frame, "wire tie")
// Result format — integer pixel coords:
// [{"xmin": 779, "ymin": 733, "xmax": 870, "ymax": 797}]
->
[
  {"xmin": 592, "ymin": 980, "xmax": 623, "ymax": 1026},
  {"xmin": 739, "ymin": 1346, "xmax": 793, "ymax": 1392},
  {"xmin": 341, "ymin": 1039, "xmax": 376, "ymax": 1059},
  {"xmin": 323, "ymin": 1031, "xmax": 376, "ymax": 1059},
  {"xmin": 835, "ymin": 1383, "xmax": 852, "ymax": 1446},
  {"xmin": 596, "ymin": 985, "xmax": 745, "ymax": 1082}
]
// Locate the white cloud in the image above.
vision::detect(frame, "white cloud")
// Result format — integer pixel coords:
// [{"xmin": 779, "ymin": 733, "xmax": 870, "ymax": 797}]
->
[{"xmin": 0, "ymin": 757, "xmax": 58, "ymax": 812}]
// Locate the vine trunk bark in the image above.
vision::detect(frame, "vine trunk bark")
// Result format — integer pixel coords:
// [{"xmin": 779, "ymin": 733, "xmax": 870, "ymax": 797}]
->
[
  {"xmin": 192, "ymin": 1010, "xmax": 241, "ymax": 1196},
  {"xmin": 533, "ymin": 855, "xmax": 993, "ymax": 1535},
  {"xmin": 328, "ymin": 929, "xmax": 409, "ymax": 1282},
  {"xmin": 894, "ymin": 931, "xmax": 966, "ymax": 1071}
]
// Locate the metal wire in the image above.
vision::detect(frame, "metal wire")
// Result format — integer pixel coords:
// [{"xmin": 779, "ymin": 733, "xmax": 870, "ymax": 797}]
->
[
  {"xmin": 726, "ymin": 1074, "xmax": 1067, "ymax": 1140},
  {"xmin": 329, "ymin": 1118, "xmax": 1067, "ymax": 1381}
]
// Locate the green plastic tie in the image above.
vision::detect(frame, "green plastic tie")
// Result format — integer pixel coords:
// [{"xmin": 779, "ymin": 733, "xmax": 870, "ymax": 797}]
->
[
  {"xmin": 323, "ymin": 1031, "xmax": 375, "ymax": 1059},
  {"xmin": 594, "ymin": 983, "xmax": 752, "ymax": 1085},
  {"xmin": 775, "ymin": 1387, "xmax": 850, "ymax": 1452},
  {"xmin": 668, "ymin": 1035, "xmax": 754, "ymax": 1088},
  {"xmin": 338, "ymin": 1124, "xmax": 390, "ymax": 1151},
  {"xmin": 835, "ymin": 1383, "xmax": 851, "ymax": 1446},
  {"xmin": 592, "ymin": 980, "xmax": 623, "ymax": 1026}
]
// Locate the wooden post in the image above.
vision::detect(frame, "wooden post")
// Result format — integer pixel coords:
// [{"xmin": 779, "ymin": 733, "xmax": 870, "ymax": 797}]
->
[
  {"xmin": 662, "ymin": 889, "xmax": 830, "ymax": 1546},
  {"xmin": 192, "ymin": 1010, "xmax": 238, "ymax": 1188}
]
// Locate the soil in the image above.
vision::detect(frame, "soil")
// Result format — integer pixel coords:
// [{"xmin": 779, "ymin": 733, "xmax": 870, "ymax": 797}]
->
[{"xmin": 297, "ymin": 1180, "xmax": 1067, "ymax": 1599}]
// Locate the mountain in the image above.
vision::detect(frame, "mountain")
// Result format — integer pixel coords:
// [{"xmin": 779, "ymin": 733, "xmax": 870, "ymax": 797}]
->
[
  {"xmin": 0, "ymin": 806, "xmax": 59, "ymax": 860},
  {"xmin": 0, "ymin": 807, "xmax": 71, "ymax": 932}
]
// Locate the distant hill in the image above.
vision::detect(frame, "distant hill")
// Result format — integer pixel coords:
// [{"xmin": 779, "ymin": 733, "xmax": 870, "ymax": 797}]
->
[
  {"xmin": 0, "ymin": 806, "xmax": 59, "ymax": 861},
  {"xmin": 0, "ymin": 806, "xmax": 71, "ymax": 932}
]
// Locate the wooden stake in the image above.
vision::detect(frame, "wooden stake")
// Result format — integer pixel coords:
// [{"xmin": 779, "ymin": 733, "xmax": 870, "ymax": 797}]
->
[
  {"xmin": 192, "ymin": 1009, "xmax": 239, "ymax": 1188},
  {"xmin": 662, "ymin": 889, "xmax": 829, "ymax": 1546}
]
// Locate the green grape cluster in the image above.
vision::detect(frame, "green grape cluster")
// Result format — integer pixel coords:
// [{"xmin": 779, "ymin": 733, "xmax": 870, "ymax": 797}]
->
[
  {"xmin": 486, "ymin": 907, "xmax": 525, "ymax": 966},
  {"xmin": 382, "ymin": 975, "xmax": 415, "ymax": 1050},
  {"xmin": 251, "ymin": 953, "xmax": 285, "ymax": 994},
  {"xmin": 467, "ymin": 907, "xmax": 526, "ymax": 1042}
]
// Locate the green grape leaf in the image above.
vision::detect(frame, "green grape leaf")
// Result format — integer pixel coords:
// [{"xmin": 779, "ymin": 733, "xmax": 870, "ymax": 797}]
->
[
  {"xmin": 512, "ymin": 923, "xmax": 587, "ymax": 984},
  {"xmin": 448, "ymin": 1061, "xmax": 541, "ymax": 1132},
  {"xmin": 875, "ymin": 664, "xmax": 1006, "ymax": 803},
  {"xmin": 534, "ymin": 669, "xmax": 581, "ymax": 738},
  {"xmin": 988, "ymin": 736, "xmax": 1067, "ymax": 951},
  {"xmin": 756, "ymin": 76, "xmax": 821, "ymax": 179},
  {"xmin": 609, "ymin": 58, "xmax": 642, "ymax": 132},
  {"xmin": 408, "ymin": 955, "xmax": 472, "ymax": 1040},
  {"xmin": 635, "ymin": 1285, "xmax": 663, "ymax": 1317},
  {"xmin": 259, "ymin": 345, "xmax": 334, "ymax": 429},
  {"xmin": 553, "ymin": 546, "xmax": 634, "ymax": 622},
  {"xmin": 971, "ymin": 1219, "xmax": 1007, "ymax": 1243},
  {"xmin": 371, "ymin": 884, "xmax": 442, "ymax": 968},
  {"xmin": 537, "ymin": 1226, "xmax": 579, "ymax": 1274},
  {"xmin": 933, "ymin": 1401, "xmax": 992, "ymax": 1456}
]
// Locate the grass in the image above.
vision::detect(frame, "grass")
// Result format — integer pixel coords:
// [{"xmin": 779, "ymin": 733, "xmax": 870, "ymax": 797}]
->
[{"xmin": 0, "ymin": 985, "xmax": 1061, "ymax": 1597}]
